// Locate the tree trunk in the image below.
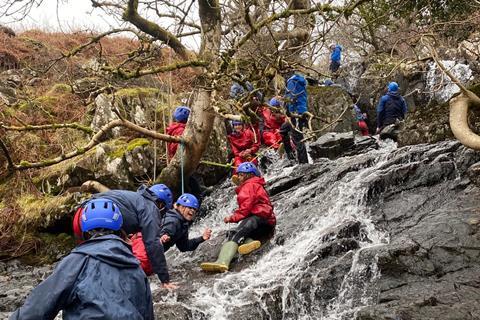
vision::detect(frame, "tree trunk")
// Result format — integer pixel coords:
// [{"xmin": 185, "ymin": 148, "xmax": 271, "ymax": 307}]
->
[{"xmin": 157, "ymin": 0, "xmax": 222, "ymax": 193}]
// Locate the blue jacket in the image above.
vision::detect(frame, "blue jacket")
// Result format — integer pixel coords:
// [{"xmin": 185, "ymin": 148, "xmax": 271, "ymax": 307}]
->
[
  {"xmin": 376, "ymin": 91, "xmax": 407, "ymax": 128},
  {"xmin": 10, "ymin": 235, "xmax": 153, "ymax": 320},
  {"xmin": 285, "ymin": 74, "xmax": 308, "ymax": 114},
  {"xmin": 160, "ymin": 209, "xmax": 204, "ymax": 252},
  {"xmin": 92, "ymin": 185, "xmax": 170, "ymax": 283},
  {"xmin": 330, "ymin": 45, "xmax": 342, "ymax": 63}
]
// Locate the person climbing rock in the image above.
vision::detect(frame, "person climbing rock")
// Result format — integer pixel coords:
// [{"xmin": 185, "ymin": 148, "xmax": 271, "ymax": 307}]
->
[
  {"xmin": 200, "ymin": 162, "xmax": 276, "ymax": 273},
  {"xmin": 280, "ymin": 73, "xmax": 309, "ymax": 164},
  {"xmin": 352, "ymin": 99, "xmax": 369, "ymax": 136},
  {"xmin": 165, "ymin": 106, "xmax": 209, "ymax": 201},
  {"xmin": 376, "ymin": 81, "xmax": 408, "ymax": 142},
  {"xmin": 131, "ymin": 193, "xmax": 212, "ymax": 275},
  {"xmin": 75, "ymin": 184, "xmax": 178, "ymax": 289},
  {"xmin": 227, "ymin": 119, "xmax": 261, "ymax": 184},
  {"xmin": 329, "ymin": 43, "xmax": 342, "ymax": 73},
  {"xmin": 230, "ymin": 80, "xmax": 263, "ymax": 141},
  {"xmin": 11, "ymin": 199, "xmax": 154, "ymax": 320},
  {"xmin": 166, "ymin": 105, "xmax": 190, "ymax": 161},
  {"xmin": 261, "ymin": 97, "xmax": 286, "ymax": 150}
]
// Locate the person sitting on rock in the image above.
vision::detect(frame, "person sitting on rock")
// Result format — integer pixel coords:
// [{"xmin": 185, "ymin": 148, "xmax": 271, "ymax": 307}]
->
[
  {"xmin": 227, "ymin": 119, "xmax": 261, "ymax": 184},
  {"xmin": 376, "ymin": 81, "xmax": 407, "ymax": 141},
  {"xmin": 280, "ymin": 73, "xmax": 309, "ymax": 164},
  {"xmin": 74, "ymin": 184, "xmax": 178, "ymax": 289},
  {"xmin": 166, "ymin": 105, "xmax": 190, "ymax": 161},
  {"xmin": 261, "ymin": 97, "xmax": 286, "ymax": 150},
  {"xmin": 200, "ymin": 162, "xmax": 276, "ymax": 273},
  {"xmin": 131, "ymin": 193, "xmax": 212, "ymax": 276},
  {"xmin": 12, "ymin": 199, "xmax": 154, "ymax": 320}
]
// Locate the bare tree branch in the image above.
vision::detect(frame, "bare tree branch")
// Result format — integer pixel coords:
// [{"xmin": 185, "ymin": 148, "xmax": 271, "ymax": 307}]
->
[{"xmin": 1, "ymin": 123, "xmax": 93, "ymax": 134}]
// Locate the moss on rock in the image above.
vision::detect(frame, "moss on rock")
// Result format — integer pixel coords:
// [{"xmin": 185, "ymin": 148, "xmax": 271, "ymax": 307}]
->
[
  {"xmin": 107, "ymin": 138, "xmax": 150, "ymax": 159},
  {"xmin": 116, "ymin": 87, "xmax": 160, "ymax": 98}
]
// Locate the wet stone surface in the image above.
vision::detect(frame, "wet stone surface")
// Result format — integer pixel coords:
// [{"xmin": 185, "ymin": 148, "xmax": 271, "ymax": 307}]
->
[{"xmin": 2, "ymin": 140, "xmax": 480, "ymax": 319}]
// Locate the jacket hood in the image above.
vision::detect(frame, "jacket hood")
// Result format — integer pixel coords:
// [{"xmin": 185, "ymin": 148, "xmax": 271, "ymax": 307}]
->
[
  {"xmin": 335, "ymin": 45, "xmax": 342, "ymax": 51},
  {"xmin": 137, "ymin": 184, "xmax": 158, "ymax": 203},
  {"xmin": 167, "ymin": 122, "xmax": 186, "ymax": 131},
  {"xmin": 72, "ymin": 235, "xmax": 140, "ymax": 268},
  {"xmin": 387, "ymin": 91, "xmax": 400, "ymax": 97},
  {"xmin": 237, "ymin": 176, "xmax": 266, "ymax": 191}
]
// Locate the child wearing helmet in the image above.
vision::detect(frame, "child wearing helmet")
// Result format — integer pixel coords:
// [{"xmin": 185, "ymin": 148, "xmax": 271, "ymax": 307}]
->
[
  {"xmin": 227, "ymin": 120, "xmax": 260, "ymax": 178},
  {"xmin": 83, "ymin": 184, "xmax": 177, "ymax": 289},
  {"xmin": 201, "ymin": 162, "xmax": 276, "ymax": 273},
  {"xmin": 11, "ymin": 199, "xmax": 154, "ymax": 320},
  {"xmin": 261, "ymin": 97, "xmax": 286, "ymax": 149},
  {"xmin": 166, "ymin": 105, "xmax": 190, "ymax": 160},
  {"xmin": 131, "ymin": 193, "xmax": 212, "ymax": 276}
]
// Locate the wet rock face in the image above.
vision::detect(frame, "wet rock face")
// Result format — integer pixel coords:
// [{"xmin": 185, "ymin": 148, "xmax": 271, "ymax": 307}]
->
[
  {"xmin": 2, "ymin": 140, "xmax": 480, "ymax": 320},
  {"xmin": 308, "ymin": 132, "xmax": 378, "ymax": 160}
]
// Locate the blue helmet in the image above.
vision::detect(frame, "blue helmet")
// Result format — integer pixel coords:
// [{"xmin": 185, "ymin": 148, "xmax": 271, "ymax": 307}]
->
[
  {"xmin": 231, "ymin": 119, "xmax": 243, "ymax": 126},
  {"xmin": 324, "ymin": 79, "xmax": 334, "ymax": 86},
  {"xmin": 176, "ymin": 193, "xmax": 200, "ymax": 210},
  {"xmin": 81, "ymin": 198, "xmax": 123, "ymax": 232},
  {"xmin": 387, "ymin": 82, "xmax": 399, "ymax": 92},
  {"xmin": 173, "ymin": 106, "xmax": 190, "ymax": 123},
  {"xmin": 237, "ymin": 162, "xmax": 260, "ymax": 176},
  {"xmin": 148, "ymin": 184, "xmax": 173, "ymax": 209},
  {"xmin": 269, "ymin": 97, "xmax": 281, "ymax": 107}
]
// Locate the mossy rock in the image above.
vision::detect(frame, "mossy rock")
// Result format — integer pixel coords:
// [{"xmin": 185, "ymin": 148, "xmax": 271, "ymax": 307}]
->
[
  {"xmin": 16, "ymin": 193, "xmax": 77, "ymax": 229},
  {"xmin": 107, "ymin": 138, "xmax": 150, "ymax": 159},
  {"xmin": 116, "ymin": 87, "xmax": 161, "ymax": 98},
  {"xmin": 21, "ymin": 233, "xmax": 75, "ymax": 265},
  {"xmin": 47, "ymin": 83, "xmax": 73, "ymax": 95}
]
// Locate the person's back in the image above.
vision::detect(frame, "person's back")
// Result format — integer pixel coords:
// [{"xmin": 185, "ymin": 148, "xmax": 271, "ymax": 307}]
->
[
  {"xmin": 376, "ymin": 82, "xmax": 407, "ymax": 130},
  {"xmin": 11, "ymin": 199, "xmax": 154, "ymax": 320},
  {"xmin": 92, "ymin": 185, "xmax": 171, "ymax": 285}
]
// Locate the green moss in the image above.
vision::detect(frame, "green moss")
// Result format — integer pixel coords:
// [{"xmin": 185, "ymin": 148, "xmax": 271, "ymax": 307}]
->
[
  {"xmin": 16, "ymin": 193, "xmax": 75, "ymax": 228},
  {"xmin": 107, "ymin": 138, "xmax": 150, "ymax": 159},
  {"xmin": 47, "ymin": 83, "xmax": 73, "ymax": 95},
  {"xmin": 116, "ymin": 87, "xmax": 160, "ymax": 98},
  {"xmin": 21, "ymin": 232, "xmax": 75, "ymax": 265}
]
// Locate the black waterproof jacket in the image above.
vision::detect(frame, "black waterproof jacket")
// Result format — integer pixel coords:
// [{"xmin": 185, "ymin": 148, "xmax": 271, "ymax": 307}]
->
[
  {"xmin": 10, "ymin": 235, "xmax": 153, "ymax": 320},
  {"xmin": 160, "ymin": 209, "xmax": 204, "ymax": 252},
  {"xmin": 92, "ymin": 185, "xmax": 170, "ymax": 282}
]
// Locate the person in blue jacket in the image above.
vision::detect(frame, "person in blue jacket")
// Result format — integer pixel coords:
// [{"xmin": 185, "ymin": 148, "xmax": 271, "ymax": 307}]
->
[
  {"xmin": 10, "ymin": 198, "xmax": 154, "ymax": 320},
  {"xmin": 376, "ymin": 81, "xmax": 408, "ymax": 141},
  {"xmin": 91, "ymin": 184, "xmax": 177, "ymax": 289},
  {"xmin": 130, "ymin": 193, "xmax": 212, "ymax": 276},
  {"xmin": 280, "ymin": 73, "xmax": 309, "ymax": 164},
  {"xmin": 160, "ymin": 193, "xmax": 212, "ymax": 252},
  {"xmin": 329, "ymin": 43, "xmax": 342, "ymax": 73}
]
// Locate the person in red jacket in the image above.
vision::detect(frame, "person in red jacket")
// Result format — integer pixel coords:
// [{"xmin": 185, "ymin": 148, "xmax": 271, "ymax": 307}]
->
[
  {"xmin": 166, "ymin": 106, "xmax": 190, "ymax": 160},
  {"xmin": 201, "ymin": 162, "xmax": 275, "ymax": 273},
  {"xmin": 227, "ymin": 120, "xmax": 260, "ymax": 185},
  {"xmin": 261, "ymin": 97, "xmax": 286, "ymax": 149}
]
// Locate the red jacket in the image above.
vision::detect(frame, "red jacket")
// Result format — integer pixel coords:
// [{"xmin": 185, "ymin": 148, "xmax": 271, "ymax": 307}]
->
[
  {"xmin": 261, "ymin": 106, "xmax": 285, "ymax": 131},
  {"xmin": 166, "ymin": 122, "xmax": 186, "ymax": 159},
  {"xmin": 229, "ymin": 176, "xmax": 276, "ymax": 226},
  {"xmin": 227, "ymin": 127, "xmax": 260, "ymax": 158},
  {"xmin": 130, "ymin": 233, "xmax": 153, "ymax": 275}
]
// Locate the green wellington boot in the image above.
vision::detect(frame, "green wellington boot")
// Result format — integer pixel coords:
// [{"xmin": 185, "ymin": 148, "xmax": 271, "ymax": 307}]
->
[
  {"xmin": 238, "ymin": 238, "xmax": 261, "ymax": 255},
  {"xmin": 201, "ymin": 241, "xmax": 238, "ymax": 273}
]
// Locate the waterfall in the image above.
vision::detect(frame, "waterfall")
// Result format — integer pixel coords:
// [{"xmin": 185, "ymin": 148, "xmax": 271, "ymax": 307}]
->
[{"xmin": 162, "ymin": 141, "xmax": 399, "ymax": 319}]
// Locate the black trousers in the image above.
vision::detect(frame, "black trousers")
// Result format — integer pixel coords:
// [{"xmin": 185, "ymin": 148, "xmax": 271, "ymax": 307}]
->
[
  {"xmin": 228, "ymin": 215, "xmax": 274, "ymax": 244},
  {"xmin": 279, "ymin": 117, "xmax": 309, "ymax": 164}
]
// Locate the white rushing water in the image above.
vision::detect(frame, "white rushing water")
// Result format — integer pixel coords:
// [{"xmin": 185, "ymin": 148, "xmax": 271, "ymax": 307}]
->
[{"xmin": 165, "ymin": 141, "xmax": 398, "ymax": 319}]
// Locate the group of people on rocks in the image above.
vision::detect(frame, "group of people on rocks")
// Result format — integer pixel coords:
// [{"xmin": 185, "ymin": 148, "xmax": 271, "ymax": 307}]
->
[{"xmin": 11, "ymin": 44, "xmax": 409, "ymax": 319}]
